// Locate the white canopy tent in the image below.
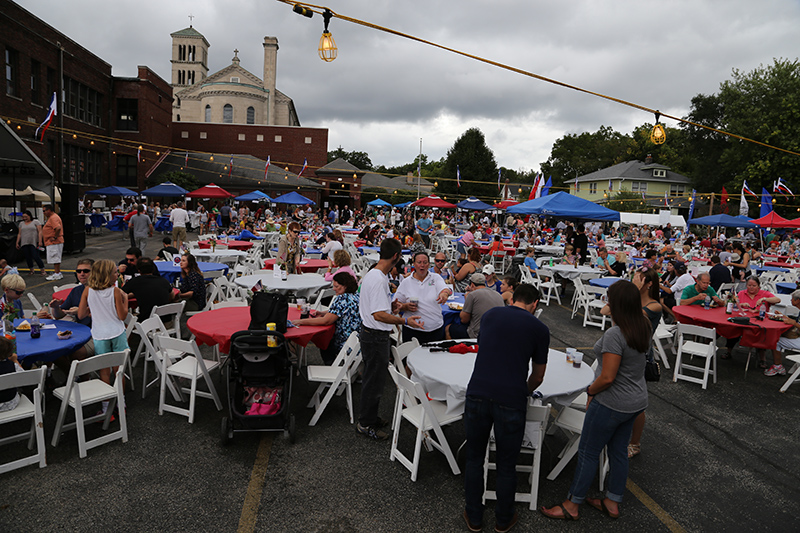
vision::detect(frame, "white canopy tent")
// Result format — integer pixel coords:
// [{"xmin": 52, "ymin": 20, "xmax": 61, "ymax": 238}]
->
[{"xmin": 615, "ymin": 211, "xmax": 686, "ymax": 228}]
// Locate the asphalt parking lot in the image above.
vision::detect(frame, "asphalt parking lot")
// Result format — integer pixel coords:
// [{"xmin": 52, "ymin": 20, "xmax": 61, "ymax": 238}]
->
[{"xmin": 2, "ymin": 229, "xmax": 800, "ymax": 533}]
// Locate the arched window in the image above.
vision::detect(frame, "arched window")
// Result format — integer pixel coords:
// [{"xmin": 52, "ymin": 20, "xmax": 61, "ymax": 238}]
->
[
  {"xmin": 205, "ymin": 105, "xmax": 211, "ymax": 122},
  {"xmin": 246, "ymin": 106, "xmax": 255, "ymax": 124},
  {"xmin": 223, "ymin": 104, "xmax": 233, "ymax": 123},
  {"xmin": 176, "ymin": 114, "xmax": 181, "ymax": 122}
]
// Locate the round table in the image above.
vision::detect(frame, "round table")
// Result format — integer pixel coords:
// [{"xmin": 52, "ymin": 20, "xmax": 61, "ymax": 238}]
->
[
  {"xmin": 187, "ymin": 307, "xmax": 334, "ymax": 354},
  {"xmin": 263, "ymin": 258, "xmax": 329, "ymax": 273},
  {"xmin": 589, "ymin": 277, "xmax": 622, "ymax": 288},
  {"xmin": 475, "ymin": 244, "xmax": 517, "ymax": 256},
  {"xmin": 154, "ymin": 216, "xmax": 172, "ymax": 233},
  {"xmin": 440, "ymin": 292, "xmax": 466, "ymax": 328},
  {"xmin": 198, "ymin": 239, "xmax": 253, "ymax": 251},
  {"xmin": 543, "ymin": 264, "xmax": 603, "ymax": 280},
  {"xmin": 752, "ymin": 265, "xmax": 790, "ymax": 274},
  {"xmin": 764, "ymin": 261, "xmax": 800, "ymax": 269},
  {"xmin": 777, "ymin": 282, "xmax": 796, "ymax": 295},
  {"xmin": 535, "ymin": 245, "xmax": 565, "ymax": 256},
  {"xmin": 53, "ymin": 286, "xmax": 179, "ymax": 311},
  {"xmin": 191, "ymin": 249, "xmax": 248, "ymax": 262},
  {"xmin": 13, "ymin": 318, "xmax": 92, "ymax": 363},
  {"xmin": 359, "ymin": 246, "xmax": 411, "ymax": 255},
  {"xmin": 155, "ymin": 261, "xmax": 229, "ymax": 283},
  {"xmin": 672, "ymin": 305, "xmax": 792, "ymax": 350},
  {"xmin": 407, "ymin": 344, "xmax": 595, "ymax": 415},
  {"xmin": 234, "ymin": 273, "xmax": 330, "ymax": 294}
]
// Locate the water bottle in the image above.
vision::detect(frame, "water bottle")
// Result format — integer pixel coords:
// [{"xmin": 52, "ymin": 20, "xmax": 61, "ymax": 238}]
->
[
  {"xmin": 759, "ymin": 303, "xmax": 766, "ymax": 321},
  {"xmin": 704, "ymin": 295, "xmax": 711, "ymax": 310},
  {"xmin": 30, "ymin": 315, "xmax": 41, "ymax": 339}
]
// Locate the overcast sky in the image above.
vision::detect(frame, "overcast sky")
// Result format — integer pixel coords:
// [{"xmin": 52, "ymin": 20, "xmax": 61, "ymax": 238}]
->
[{"xmin": 21, "ymin": 0, "xmax": 800, "ymax": 173}]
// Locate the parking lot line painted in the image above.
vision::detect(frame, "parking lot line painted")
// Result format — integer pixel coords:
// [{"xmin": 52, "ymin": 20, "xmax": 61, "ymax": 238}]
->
[
  {"xmin": 237, "ymin": 434, "xmax": 274, "ymax": 533},
  {"xmin": 627, "ymin": 479, "xmax": 686, "ymax": 533}
]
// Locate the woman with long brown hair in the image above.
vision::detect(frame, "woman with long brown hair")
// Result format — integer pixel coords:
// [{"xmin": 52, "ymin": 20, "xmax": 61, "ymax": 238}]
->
[{"xmin": 542, "ymin": 280, "xmax": 650, "ymax": 521}]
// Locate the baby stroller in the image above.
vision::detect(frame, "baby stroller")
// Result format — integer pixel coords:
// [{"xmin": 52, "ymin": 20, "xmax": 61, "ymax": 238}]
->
[{"xmin": 221, "ymin": 330, "xmax": 296, "ymax": 444}]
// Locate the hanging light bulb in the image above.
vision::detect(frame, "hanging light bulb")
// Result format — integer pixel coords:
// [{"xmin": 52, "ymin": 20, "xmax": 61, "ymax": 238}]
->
[
  {"xmin": 650, "ymin": 111, "xmax": 666, "ymax": 145},
  {"xmin": 319, "ymin": 10, "xmax": 337, "ymax": 62}
]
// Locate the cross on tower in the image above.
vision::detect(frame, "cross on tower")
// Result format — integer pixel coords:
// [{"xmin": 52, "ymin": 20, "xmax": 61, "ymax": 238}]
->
[{"xmin": 188, "ymin": 14, "xmax": 195, "ymax": 26}]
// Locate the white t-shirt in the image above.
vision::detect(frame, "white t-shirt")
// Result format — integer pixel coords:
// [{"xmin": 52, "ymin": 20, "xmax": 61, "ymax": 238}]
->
[
  {"xmin": 376, "ymin": 213, "xmax": 385, "ymax": 223},
  {"xmin": 320, "ymin": 240, "xmax": 343, "ymax": 255},
  {"xmin": 169, "ymin": 208, "xmax": 189, "ymax": 228},
  {"xmin": 394, "ymin": 271, "xmax": 448, "ymax": 331},
  {"xmin": 671, "ymin": 273, "xmax": 695, "ymax": 300},
  {"xmin": 359, "ymin": 268, "xmax": 394, "ymax": 331}
]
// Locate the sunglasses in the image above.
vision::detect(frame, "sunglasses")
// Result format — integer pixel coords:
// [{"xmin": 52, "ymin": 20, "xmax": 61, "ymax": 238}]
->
[
  {"xmin": 435, "ymin": 259, "xmax": 446, "ymax": 263},
  {"xmin": 10, "ymin": 289, "xmax": 24, "ymax": 296},
  {"xmin": 76, "ymin": 269, "xmax": 91, "ymax": 274}
]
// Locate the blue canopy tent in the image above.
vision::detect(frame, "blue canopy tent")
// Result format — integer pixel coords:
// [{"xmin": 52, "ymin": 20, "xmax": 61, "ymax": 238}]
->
[
  {"xmin": 366, "ymin": 198, "xmax": 391, "ymax": 207},
  {"xmin": 507, "ymin": 191, "xmax": 620, "ymax": 221},
  {"xmin": 456, "ymin": 197, "xmax": 494, "ymax": 210},
  {"xmin": 235, "ymin": 190, "xmax": 273, "ymax": 202},
  {"xmin": 86, "ymin": 186, "xmax": 138, "ymax": 197},
  {"xmin": 687, "ymin": 214, "xmax": 757, "ymax": 228},
  {"xmin": 140, "ymin": 181, "xmax": 189, "ymax": 197},
  {"xmin": 394, "ymin": 201, "xmax": 413, "ymax": 208},
  {"xmin": 272, "ymin": 191, "xmax": 315, "ymax": 205}
]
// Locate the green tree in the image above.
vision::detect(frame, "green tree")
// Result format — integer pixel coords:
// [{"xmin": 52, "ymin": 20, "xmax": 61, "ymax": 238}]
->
[
  {"xmin": 627, "ymin": 124, "xmax": 695, "ymax": 179},
  {"xmin": 438, "ymin": 128, "xmax": 499, "ymax": 200},
  {"xmin": 683, "ymin": 58, "xmax": 800, "ymax": 195},
  {"xmin": 149, "ymin": 170, "xmax": 199, "ymax": 192},
  {"xmin": 605, "ymin": 191, "xmax": 650, "ymax": 213},
  {"xmin": 540, "ymin": 125, "xmax": 631, "ymax": 191},
  {"xmin": 327, "ymin": 146, "xmax": 373, "ymax": 170}
]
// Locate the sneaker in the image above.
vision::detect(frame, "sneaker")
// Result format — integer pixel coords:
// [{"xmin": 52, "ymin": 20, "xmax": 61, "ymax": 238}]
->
[
  {"xmin": 764, "ymin": 364, "xmax": 787, "ymax": 376},
  {"xmin": 46, "ymin": 272, "xmax": 63, "ymax": 281},
  {"xmin": 356, "ymin": 422, "xmax": 388, "ymax": 440}
]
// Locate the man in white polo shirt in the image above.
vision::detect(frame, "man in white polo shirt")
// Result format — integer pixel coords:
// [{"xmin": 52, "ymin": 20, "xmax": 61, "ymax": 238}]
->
[
  {"xmin": 169, "ymin": 201, "xmax": 190, "ymax": 250},
  {"xmin": 358, "ymin": 238, "xmax": 423, "ymax": 440},
  {"xmin": 394, "ymin": 251, "xmax": 452, "ymax": 344}
]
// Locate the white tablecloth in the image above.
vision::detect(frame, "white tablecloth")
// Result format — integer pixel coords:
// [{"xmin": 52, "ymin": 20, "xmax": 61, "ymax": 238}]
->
[
  {"xmin": 191, "ymin": 249, "xmax": 248, "ymax": 262},
  {"xmin": 535, "ymin": 245, "xmax": 565, "ymax": 256},
  {"xmin": 407, "ymin": 344, "xmax": 595, "ymax": 415},
  {"xmin": 234, "ymin": 273, "xmax": 330, "ymax": 294},
  {"xmin": 543, "ymin": 264, "xmax": 604, "ymax": 280}
]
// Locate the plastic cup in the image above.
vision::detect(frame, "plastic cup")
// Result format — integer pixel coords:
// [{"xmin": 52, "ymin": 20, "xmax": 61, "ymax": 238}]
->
[
  {"xmin": 572, "ymin": 351, "xmax": 583, "ymax": 368},
  {"xmin": 297, "ymin": 298, "xmax": 306, "ymax": 311},
  {"xmin": 565, "ymin": 348, "xmax": 576, "ymax": 364}
]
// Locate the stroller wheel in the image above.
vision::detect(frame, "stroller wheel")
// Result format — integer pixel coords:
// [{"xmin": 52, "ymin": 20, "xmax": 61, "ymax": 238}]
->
[
  {"xmin": 220, "ymin": 416, "xmax": 233, "ymax": 445},
  {"xmin": 288, "ymin": 414, "xmax": 296, "ymax": 444}
]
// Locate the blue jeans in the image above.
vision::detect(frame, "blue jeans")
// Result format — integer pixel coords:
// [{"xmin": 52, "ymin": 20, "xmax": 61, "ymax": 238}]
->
[
  {"xmin": 567, "ymin": 401, "xmax": 641, "ymax": 504},
  {"xmin": 464, "ymin": 396, "xmax": 526, "ymax": 527},
  {"xmin": 358, "ymin": 325, "xmax": 391, "ymax": 427}
]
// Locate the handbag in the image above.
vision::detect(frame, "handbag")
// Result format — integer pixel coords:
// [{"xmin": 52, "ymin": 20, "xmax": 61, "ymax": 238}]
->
[
  {"xmin": 644, "ymin": 358, "xmax": 661, "ymax": 382},
  {"xmin": 249, "ymin": 291, "xmax": 288, "ymax": 332}
]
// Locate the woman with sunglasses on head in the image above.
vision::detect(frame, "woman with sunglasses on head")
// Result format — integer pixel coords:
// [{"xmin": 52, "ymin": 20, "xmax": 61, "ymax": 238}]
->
[
  {"xmin": 542, "ymin": 280, "xmax": 650, "ymax": 521},
  {"xmin": 277, "ymin": 221, "xmax": 304, "ymax": 275}
]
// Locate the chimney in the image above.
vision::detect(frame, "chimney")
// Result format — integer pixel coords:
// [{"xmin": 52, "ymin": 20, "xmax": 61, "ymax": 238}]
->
[
  {"xmin": 262, "ymin": 37, "xmax": 279, "ymax": 125},
  {"xmin": 645, "ymin": 154, "xmax": 653, "ymax": 165}
]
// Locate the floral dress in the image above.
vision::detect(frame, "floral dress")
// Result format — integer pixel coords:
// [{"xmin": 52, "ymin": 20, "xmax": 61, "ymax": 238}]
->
[
  {"xmin": 328, "ymin": 292, "xmax": 360, "ymax": 351},
  {"xmin": 277, "ymin": 236, "xmax": 303, "ymax": 274}
]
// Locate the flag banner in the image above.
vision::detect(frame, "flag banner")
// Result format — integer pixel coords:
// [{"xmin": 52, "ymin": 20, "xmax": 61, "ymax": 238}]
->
[
  {"xmin": 776, "ymin": 177, "xmax": 794, "ymax": 197},
  {"xmin": 528, "ymin": 174, "xmax": 540, "ymax": 200},
  {"xmin": 541, "ymin": 176, "xmax": 552, "ymax": 197},
  {"xmin": 642, "ymin": 191, "xmax": 646, "ymax": 200},
  {"xmin": 184, "ymin": 151, "xmax": 189, "ymax": 167},
  {"xmin": 761, "ymin": 187, "xmax": 773, "ymax": 218},
  {"xmin": 298, "ymin": 158, "xmax": 308, "ymax": 178},
  {"xmin": 721, "ymin": 186, "xmax": 729, "ymax": 213},
  {"xmin": 742, "ymin": 180, "xmax": 757, "ymax": 197},
  {"xmin": 265, "ymin": 155, "xmax": 270, "ymax": 179},
  {"xmin": 688, "ymin": 189, "xmax": 697, "ymax": 220},
  {"xmin": 229, "ymin": 154, "xmax": 234, "ymax": 178},
  {"xmin": 497, "ymin": 169, "xmax": 501, "ymax": 191},
  {"xmin": 739, "ymin": 190, "xmax": 749, "ymax": 217},
  {"xmin": 664, "ymin": 191, "xmax": 669, "ymax": 207},
  {"xmin": 535, "ymin": 173, "xmax": 545, "ymax": 198},
  {"xmin": 456, "ymin": 165, "xmax": 461, "ymax": 189},
  {"xmin": 608, "ymin": 179, "xmax": 613, "ymax": 192},
  {"xmin": 35, "ymin": 92, "xmax": 57, "ymax": 141},
  {"xmin": 137, "ymin": 147, "xmax": 141, "ymax": 163}
]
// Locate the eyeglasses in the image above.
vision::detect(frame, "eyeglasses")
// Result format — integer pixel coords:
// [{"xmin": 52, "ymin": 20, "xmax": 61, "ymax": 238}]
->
[{"xmin": 76, "ymin": 269, "xmax": 91, "ymax": 274}]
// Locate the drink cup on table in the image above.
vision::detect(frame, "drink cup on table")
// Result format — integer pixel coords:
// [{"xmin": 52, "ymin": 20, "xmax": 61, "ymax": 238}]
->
[
  {"xmin": 572, "ymin": 351, "xmax": 583, "ymax": 368},
  {"xmin": 566, "ymin": 348, "xmax": 576, "ymax": 364}
]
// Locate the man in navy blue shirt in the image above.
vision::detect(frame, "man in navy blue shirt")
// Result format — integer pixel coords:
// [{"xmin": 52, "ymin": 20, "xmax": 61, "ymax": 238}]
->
[{"xmin": 463, "ymin": 284, "xmax": 549, "ymax": 532}]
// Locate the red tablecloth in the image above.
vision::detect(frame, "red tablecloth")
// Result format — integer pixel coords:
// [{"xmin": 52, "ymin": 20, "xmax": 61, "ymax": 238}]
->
[
  {"xmin": 672, "ymin": 305, "xmax": 791, "ymax": 350},
  {"xmin": 53, "ymin": 287, "xmax": 179, "ymax": 310},
  {"xmin": 763, "ymin": 254, "xmax": 790, "ymax": 262},
  {"xmin": 475, "ymin": 244, "xmax": 517, "ymax": 256},
  {"xmin": 263, "ymin": 258, "xmax": 329, "ymax": 273},
  {"xmin": 198, "ymin": 240, "xmax": 253, "ymax": 251},
  {"xmin": 764, "ymin": 261, "xmax": 800, "ymax": 269},
  {"xmin": 187, "ymin": 306, "xmax": 334, "ymax": 354}
]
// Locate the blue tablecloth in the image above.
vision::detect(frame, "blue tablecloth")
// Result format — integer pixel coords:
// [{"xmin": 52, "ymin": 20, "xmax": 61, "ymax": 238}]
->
[
  {"xmin": 752, "ymin": 265, "xmax": 790, "ymax": 274},
  {"xmin": 359, "ymin": 246, "xmax": 411, "ymax": 255},
  {"xmin": 235, "ymin": 230, "xmax": 263, "ymax": 240},
  {"xmin": 440, "ymin": 292, "xmax": 466, "ymax": 327},
  {"xmin": 155, "ymin": 261, "xmax": 229, "ymax": 283},
  {"xmin": 14, "ymin": 319, "xmax": 92, "ymax": 363},
  {"xmin": 154, "ymin": 216, "xmax": 172, "ymax": 233},
  {"xmin": 106, "ymin": 216, "xmax": 127, "ymax": 232},
  {"xmin": 589, "ymin": 277, "xmax": 622, "ymax": 288},
  {"xmin": 89, "ymin": 213, "xmax": 106, "ymax": 228},
  {"xmin": 777, "ymin": 282, "xmax": 796, "ymax": 295}
]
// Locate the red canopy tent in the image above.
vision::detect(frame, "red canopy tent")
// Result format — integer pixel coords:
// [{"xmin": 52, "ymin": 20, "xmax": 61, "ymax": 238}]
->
[
  {"xmin": 186, "ymin": 183, "xmax": 233, "ymax": 198},
  {"xmin": 748, "ymin": 211, "xmax": 800, "ymax": 228},
  {"xmin": 493, "ymin": 199, "xmax": 519, "ymax": 209},
  {"xmin": 411, "ymin": 195, "xmax": 457, "ymax": 208}
]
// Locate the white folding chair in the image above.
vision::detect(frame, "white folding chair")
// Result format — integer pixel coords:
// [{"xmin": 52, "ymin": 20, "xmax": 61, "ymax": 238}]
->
[
  {"xmin": 134, "ymin": 316, "xmax": 182, "ymax": 399},
  {"xmin": 53, "ymin": 283, "xmax": 79, "ymax": 293},
  {"xmin": 210, "ymin": 301, "xmax": 248, "ymax": 310},
  {"xmin": 26, "ymin": 293, "xmax": 42, "ymax": 313},
  {"xmin": 0, "ymin": 367, "xmax": 47, "ymax": 473},
  {"xmin": 546, "ymin": 405, "xmax": 585, "ymax": 481},
  {"xmin": 519, "ymin": 265, "xmax": 537, "ymax": 287},
  {"xmin": 149, "ymin": 301, "xmax": 186, "ymax": 339},
  {"xmin": 779, "ymin": 352, "xmax": 800, "ymax": 392},
  {"xmin": 156, "ymin": 336, "xmax": 222, "ymax": 423},
  {"xmin": 582, "ymin": 286, "xmax": 608, "ymax": 330},
  {"xmin": 312, "ymin": 287, "xmax": 336, "ymax": 313},
  {"xmin": 121, "ymin": 314, "xmax": 137, "ymax": 391},
  {"xmin": 483, "ymin": 402, "xmax": 550, "ymax": 509},
  {"xmin": 491, "ymin": 250, "xmax": 507, "ymax": 275},
  {"xmin": 391, "ymin": 338, "xmax": 420, "ymax": 377},
  {"xmin": 673, "ymin": 323, "xmax": 717, "ymax": 389},
  {"xmin": 535, "ymin": 269, "xmax": 561, "ymax": 306},
  {"xmin": 652, "ymin": 317, "xmax": 674, "ymax": 369},
  {"xmin": 387, "ymin": 365, "xmax": 462, "ymax": 481},
  {"xmin": 306, "ymin": 332, "xmax": 362, "ymax": 426},
  {"xmin": 51, "ymin": 350, "xmax": 130, "ymax": 458}
]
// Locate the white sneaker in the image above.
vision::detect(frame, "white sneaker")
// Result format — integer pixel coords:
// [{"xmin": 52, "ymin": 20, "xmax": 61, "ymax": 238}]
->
[
  {"xmin": 52, "ymin": 272, "xmax": 63, "ymax": 280},
  {"xmin": 45, "ymin": 273, "xmax": 57, "ymax": 280}
]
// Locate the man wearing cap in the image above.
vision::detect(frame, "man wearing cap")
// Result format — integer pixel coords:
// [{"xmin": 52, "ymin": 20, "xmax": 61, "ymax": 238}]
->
[
  {"xmin": 446, "ymin": 272, "xmax": 504, "ymax": 340},
  {"xmin": 482, "ymin": 264, "xmax": 502, "ymax": 293}
]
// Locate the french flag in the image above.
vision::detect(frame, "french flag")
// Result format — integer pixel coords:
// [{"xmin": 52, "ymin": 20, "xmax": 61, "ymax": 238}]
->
[{"xmin": 35, "ymin": 92, "xmax": 57, "ymax": 141}]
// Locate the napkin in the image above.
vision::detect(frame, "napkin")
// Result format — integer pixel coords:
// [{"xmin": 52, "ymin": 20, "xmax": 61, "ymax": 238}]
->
[{"xmin": 449, "ymin": 343, "xmax": 479, "ymax": 354}]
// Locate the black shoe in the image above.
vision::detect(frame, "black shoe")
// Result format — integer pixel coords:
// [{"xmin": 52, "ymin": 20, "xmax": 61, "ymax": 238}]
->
[
  {"xmin": 356, "ymin": 422, "xmax": 388, "ymax": 440},
  {"xmin": 463, "ymin": 510, "xmax": 482, "ymax": 532},
  {"xmin": 495, "ymin": 512, "xmax": 518, "ymax": 533}
]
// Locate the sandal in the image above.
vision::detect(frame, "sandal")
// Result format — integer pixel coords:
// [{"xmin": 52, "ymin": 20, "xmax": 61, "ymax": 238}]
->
[
  {"xmin": 721, "ymin": 351, "xmax": 732, "ymax": 360},
  {"xmin": 540, "ymin": 503, "xmax": 579, "ymax": 521},
  {"xmin": 628, "ymin": 443, "xmax": 641, "ymax": 458},
  {"xmin": 586, "ymin": 497, "xmax": 620, "ymax": 519}
]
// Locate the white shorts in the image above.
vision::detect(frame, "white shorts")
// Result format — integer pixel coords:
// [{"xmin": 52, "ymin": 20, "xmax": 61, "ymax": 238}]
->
[
  {"xmin": 46, "ymin": 243, "xmax": 63, "ymax": 264},
  {"xmin": 776, "ymin": 336, "xmax": 800, "ymax": 352}
]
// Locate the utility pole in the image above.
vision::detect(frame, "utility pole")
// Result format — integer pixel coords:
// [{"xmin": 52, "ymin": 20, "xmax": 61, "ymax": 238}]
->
[
  {"xmin": 417, "ymin": 138, "xmax": 421, "ymax": 200},
  {"xmin": 709, "ymin": 192, "xmax": 715, "ymax": 216}
]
